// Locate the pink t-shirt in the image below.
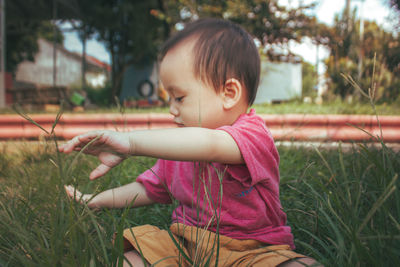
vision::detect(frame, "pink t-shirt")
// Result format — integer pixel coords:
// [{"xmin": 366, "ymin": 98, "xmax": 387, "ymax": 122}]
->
[{"xmin": 136, "ymin": 109, "xmax": 294, "ymax": 248}]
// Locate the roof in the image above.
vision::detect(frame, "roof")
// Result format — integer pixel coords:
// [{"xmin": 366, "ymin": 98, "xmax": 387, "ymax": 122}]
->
[
  {"xmin": 40, "ymin": 38, "xmax": 111, "ymax": 72},
  {"xmin": 85, "ymin": 54, "xmax": 111, "ymax": 72}
]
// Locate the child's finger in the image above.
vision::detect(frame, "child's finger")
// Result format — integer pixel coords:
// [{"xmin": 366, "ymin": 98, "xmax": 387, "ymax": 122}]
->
[
  {"xmin": 77, "ymin": 131, "xmax": 103, "ymax": 143},
  {"xmin": 89, "ymin": 164, "xmax": 112, "ymax": 180},
  {"xmin": 65, "ymin": 185, "xmax": 89, "ymax": 205},
  {"xmin": 59, "ymin": 131, "xmax": 100, "ymax": 153},
  {"xmin": 59, "ymin": 136, "xmax": 83, "ymax": 153},
  {"xmin": 64, "ymin": 185, "xmax": 94, "ymax": 206},
  {"xmin": 64, "ymin": 185, "xmax": 82, "ymax": 200},
  {"xmin": 60, "ymin": 131, "xmax": 110, "ymax": 155},
  {"xmin": 64, "ymin": 185, "xmax": 73, "ymax": 197}
]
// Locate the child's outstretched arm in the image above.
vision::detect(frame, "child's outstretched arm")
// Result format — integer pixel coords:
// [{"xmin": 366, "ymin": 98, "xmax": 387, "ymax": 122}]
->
[
  {"xmin": 60, "ymin": 128, "xmax": 243, "ymax": 179},
  {"xmin": 130, "ymin": 127, "xmax": 243, "ymax": 164},
  {"xmin": 65, "ymin": 182, "xmax": 154, "ymax": 209}
]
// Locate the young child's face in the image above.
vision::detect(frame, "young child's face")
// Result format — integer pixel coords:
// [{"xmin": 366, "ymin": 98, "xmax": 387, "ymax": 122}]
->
[{"xmin": 160, "ymin": 40, "xmax": 226, "ymax": 129}]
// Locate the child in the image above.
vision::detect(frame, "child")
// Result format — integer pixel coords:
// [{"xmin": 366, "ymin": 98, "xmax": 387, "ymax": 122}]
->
[{"xmin": 61, "ymin": 18, "xmax": 317, "ymax": 267}]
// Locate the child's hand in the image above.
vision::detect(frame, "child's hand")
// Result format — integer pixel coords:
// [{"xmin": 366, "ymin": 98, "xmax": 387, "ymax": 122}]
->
[
  {"xmin": 59, "ymin": 130, "xmax": 132, "ymax": 180},
  {"xmin": 65, "ymin": 182, "xmax": 154, "ymax": 209},
  {"xmin": 64, "ymin": 185, "xmax": 96, "ymax": 209}
]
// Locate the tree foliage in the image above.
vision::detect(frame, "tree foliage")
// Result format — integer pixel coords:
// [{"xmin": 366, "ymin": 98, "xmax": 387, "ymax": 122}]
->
[
  {"xmin": 64, "ymin": 0, "xmax": 318, "ymax": 100},
  {"xmin": 302, "ymin": 61, "xmax": 318, "ymax": 98},
  {"xmin": 4, "ymin": 0, "xmax": 328, "ymax": 101},
  {"xmin": 324, "ymin": 6, "xmax": 400, "ymax": 102},
  {"xmin": 390, "ymin": 0, "xmax": 400, "ymax": 24},
  {"xmin": 5, "ymin": 0, "xmax": 400, "ymax": 102},
  {"xmin": 58, "ymin": 0, "xmax": 167, "ymax": 99},
  {"xmin": 5, "ymin": 0, "xmax": 64, "ymax": 74},
  {"xmin": 391, "ymin": 0, "xmax": 400, "ymax": 10},
  {"xmin": 154, "ymin": 0, "xmax": 317, "ymax": 61},
  {"xmin": 6, "ymin": 0, "xmax": 167, "ymax": 99}
]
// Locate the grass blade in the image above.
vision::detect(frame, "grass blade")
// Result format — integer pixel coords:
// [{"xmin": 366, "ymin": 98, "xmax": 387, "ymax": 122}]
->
[
  {"xmin": 13, "ymin": 104, "xmax": 50, "ymax": 134},
  {"xmin": 357, "ymin": 174, "xmax": 398, "ymax": 235}
]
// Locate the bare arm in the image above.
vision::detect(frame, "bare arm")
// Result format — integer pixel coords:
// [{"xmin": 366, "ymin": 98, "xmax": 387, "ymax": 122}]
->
[
  {"xmin": 129, "ymin": 127, "xmax": 244, "ymax": 164},
  {"xmin": 65, "ymin": 182, "xmax": 155, "ymax": 209},
  {"xmin": 60, "ymin": 127, "xmax": 243, "ymax": 180}
]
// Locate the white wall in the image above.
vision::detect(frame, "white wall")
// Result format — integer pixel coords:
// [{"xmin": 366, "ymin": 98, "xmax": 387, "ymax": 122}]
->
[
  {"xmin": 15, "ymin": 39, "xmax": 108, "ymax": 88},
  {"xmin": 254, "ymin": 61, "xmax": 302, "ymax": 104},
  {"xmin": 16, "ymin": 39, "xmax": 82, "ymax": 87}
]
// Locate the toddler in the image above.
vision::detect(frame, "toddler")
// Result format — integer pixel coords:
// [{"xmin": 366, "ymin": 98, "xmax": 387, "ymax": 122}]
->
[{"xmin": 61, "ymin": 18, "xmax": 317, "ymax": 267}]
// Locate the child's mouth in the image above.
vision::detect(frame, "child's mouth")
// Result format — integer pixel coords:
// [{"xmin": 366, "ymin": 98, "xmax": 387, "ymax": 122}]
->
[{"xmin": 174, "ymin": 119, "xmax": 184, "ymax": 127}]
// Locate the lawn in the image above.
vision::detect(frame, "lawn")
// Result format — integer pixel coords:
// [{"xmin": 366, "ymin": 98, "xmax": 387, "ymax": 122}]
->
[
  {"xmin": 86, "ymin": 101, "xmax": 400, "ymax": 116},
  {"xmin": 0, "ymin": 98, "xmax": 399, "ymax": 266},
  {"xmin": 0, "ymin": 136, "xmax": 399, "ymax": 266},
  {"xmin": 1, "ymin": 99, "xmax": 400, "ymax": 115}
]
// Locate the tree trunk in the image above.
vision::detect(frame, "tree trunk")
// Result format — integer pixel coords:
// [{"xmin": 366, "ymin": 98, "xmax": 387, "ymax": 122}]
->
[
  {"xmin": 81, "ymin": 29, "xmax": 87, "ymax": 89},
  {"xmin": 110, "ymin": 37, "xmax": 119, "ymax": 103}
]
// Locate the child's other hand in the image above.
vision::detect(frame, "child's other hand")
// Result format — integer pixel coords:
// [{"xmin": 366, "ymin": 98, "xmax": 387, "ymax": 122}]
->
[
  {"xmin": 64, "ymin": 185, "xmax": 96, "ymax": 209},
  {"xmin": 59, "ymin": 130, "xmax": 131, "ymax": 180}
]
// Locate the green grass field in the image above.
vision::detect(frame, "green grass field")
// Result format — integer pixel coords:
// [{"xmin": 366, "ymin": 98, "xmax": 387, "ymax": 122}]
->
[
  {"xmin": 1, "ymin": 93, "xmax": 399, "ymax": 266},
  {"xmin": 2, "ymin": 99, "xmax": 400, "ymax": 115},
  {"xmin": 0, "ymin": 136, "xmax": 399, "ymax": 266},
  {"xmin": 83, "ymin": 101, "xmax": 400, "ymax": 116}
]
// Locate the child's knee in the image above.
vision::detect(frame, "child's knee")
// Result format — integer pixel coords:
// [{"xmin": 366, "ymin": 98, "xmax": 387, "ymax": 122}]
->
[
  {"xmin": 278, "ymin": 256, "xmax": 322, "ymax": 267},
  {"xmin": 119, "ymin": 250, "xmax": 149, "ymax": 267}
]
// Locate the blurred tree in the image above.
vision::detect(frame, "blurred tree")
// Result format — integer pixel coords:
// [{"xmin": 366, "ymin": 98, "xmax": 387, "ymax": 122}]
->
[
  {"xmin": 5, "ymin": 0, "xmax": 64, "ymax": 74},
  {"xmin": 325, "ymin": 12, "xmax": 400, "ymax": 102},
  {"xmin": 5, "ymin": 0, "xmax": 325, "ymax": 102},
  {"xmin": 58, "ymin": 0, "xmax": 97, "ymax": 89},
  {"xmin": 302, "ymin": 61, "xmax": 318, "ymax": 98},
  {"xmin": 389, "ymin": 0, "xmax": 400, "ymax": 29},
  {"xmin": 85, "ymin": 0, "xmax": 167, "ymax": 100},
  {"xmin": 154, "ymin": 0, "xmax": 318, "ymax": 61},
  {"xmin": 9, "ymin": 0, "xmax": 397, "ymax": 103},
  {"xmin": 8, "ymin": 0, "xmax": 168, "ymax": 100}
]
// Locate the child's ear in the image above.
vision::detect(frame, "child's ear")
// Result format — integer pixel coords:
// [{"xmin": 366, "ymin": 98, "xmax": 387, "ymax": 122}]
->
[{"xmin": 222, "ymin": 78, "xmax": 242, "ymax": 109}]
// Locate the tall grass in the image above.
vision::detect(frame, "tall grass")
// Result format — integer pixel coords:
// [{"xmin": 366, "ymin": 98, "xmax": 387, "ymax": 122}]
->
[
  {"xmin": 2, "ymin": 136, "xmax": 398, "ymax": 266},
  {"xmin": 1, "ymin": 83, "xmax": 399, "ymax": 266},
  {"xmin": 279, "ymin": 67, "xmax": 400, "ymax": 266},
  {"xmin": 0, "ymin": 139, "xmax": 173, "ymax": 266},
  {"xmin": 0, "ymin": 106, "xmax": 170, "ymax": 266},
  {"xmin": 279, "ymin": 142, "xmax": 399, "ymax": 266}
]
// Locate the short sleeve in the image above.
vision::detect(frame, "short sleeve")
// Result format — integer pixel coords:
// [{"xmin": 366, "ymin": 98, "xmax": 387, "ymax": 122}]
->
[
  {"xmin": 219, "ymin": 109, "xmax": 280, "ymax": 191},
  {"xmin": 136, "ymin": 160, "xmax": 174, "ymax": 204}
]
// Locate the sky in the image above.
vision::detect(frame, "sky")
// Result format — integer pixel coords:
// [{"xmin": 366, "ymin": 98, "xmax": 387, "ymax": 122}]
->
[
  {"xmin": 62, "ymin": 0, "xmax": 396, "ymax": 65},
  {"xmin": 281, "ymin": 0, "xmax": 392, "ymax": 27}
]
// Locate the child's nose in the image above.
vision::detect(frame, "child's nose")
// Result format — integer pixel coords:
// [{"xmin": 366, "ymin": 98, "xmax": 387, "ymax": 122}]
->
[{"xmin": 169, "ymin": 103, "xmax": 179, "ymax": 117}]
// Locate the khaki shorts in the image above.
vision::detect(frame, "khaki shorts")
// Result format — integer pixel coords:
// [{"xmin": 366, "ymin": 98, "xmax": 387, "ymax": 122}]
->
[{"xmin": 122, "ymin": 223, "xmax": 305, "ymax": 266}]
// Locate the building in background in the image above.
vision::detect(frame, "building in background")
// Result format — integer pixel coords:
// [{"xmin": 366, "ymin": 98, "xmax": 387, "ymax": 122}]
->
[
  {"xmin": 7, "ymin": 38, "xmax": 110, "ymax": 107},
  {"xmin": 254, "ymin": 61, "xmax": 302, "ymax": 104},
  {"xmin": 15, "ymin": 38, "xmax": 110, "ymax": 88}
]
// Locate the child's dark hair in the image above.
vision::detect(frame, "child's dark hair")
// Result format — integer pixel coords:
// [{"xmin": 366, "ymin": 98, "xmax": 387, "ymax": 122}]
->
[{"xmin": 159, "ymin": 18, "xmax": 260, "ymax": 105}]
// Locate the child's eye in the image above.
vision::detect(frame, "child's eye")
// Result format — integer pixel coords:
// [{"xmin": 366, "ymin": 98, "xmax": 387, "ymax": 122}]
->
[{"xmin": 175, "ymin": 96, "xmax": 184, "ymax": 103}]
